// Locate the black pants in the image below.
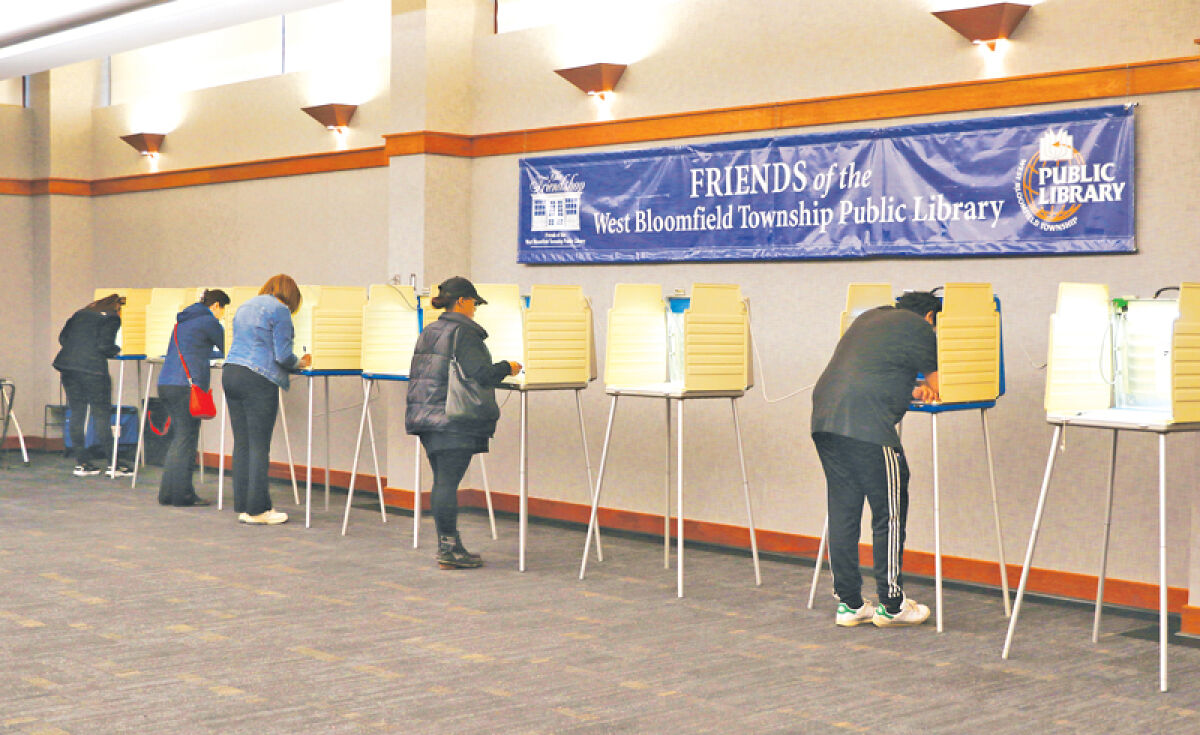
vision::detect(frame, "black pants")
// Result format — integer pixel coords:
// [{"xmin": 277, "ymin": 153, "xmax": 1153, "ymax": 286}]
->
[
  {"xmin": 158, "ymin": 384, "xmax": 201, "ymax": 505},
  {"xmin": 223, "ymin": 364, "xmax": 279, "ymax": 516},
  {"xmin": 424, "ymin": 447, "xmax": 474, "ymax": 538},
  {"xmin": 61, "ymin": 369, "xmax": 113, "ymax": 462},
  {"xmin": 813, "ymin": 431, "xmax": 910, "ymax": 613}
]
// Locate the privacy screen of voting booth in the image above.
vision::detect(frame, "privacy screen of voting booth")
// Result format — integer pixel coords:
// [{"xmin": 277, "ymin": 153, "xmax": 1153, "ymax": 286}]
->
[
  {"xmin": 840, "ymin": 282, "xmax": 1003, "ymax": 404},
  {"xmin": 95, "ymin": 288, "xmax": 152, "ymax": 356},
  {"xmin": 604, "ymin": 283, "xmax": 752, "ymax": 395},
  {"xmin": 472, "ymin": 284, "xmax": 597, "ymax": 388},
  {"xmin": 291, "ymin": 286, "xmax": 367, "ymax": 370},
  {"xmin": 360, "ymin": 284, "xmax": 421, "ymax": 376},
  {"xmin": 144, "ymin": 288, "xmax": 199, "ymax": 359},
  {"xmin": 1044, "ymin": 282, "xmax": 1200, "ymax": 422}
]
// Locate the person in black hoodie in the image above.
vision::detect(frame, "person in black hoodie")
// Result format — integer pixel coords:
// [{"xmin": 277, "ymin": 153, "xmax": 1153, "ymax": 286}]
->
[
  {"xmin": 53, "ymin": 293, "xmax": 126, "ymax": 477},
  {"xmin": 156, "ymin": 289, "xmax": 230, "ymax": 507},
  {"xmin": 406, "ymin": 277, "xmax": 521, "ymax": 569}
]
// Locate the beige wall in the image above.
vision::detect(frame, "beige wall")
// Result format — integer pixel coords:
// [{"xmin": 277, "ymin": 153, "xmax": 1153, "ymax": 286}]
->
[{"xmin": 0, "ymin": 0, "xmax": 1197, "ymax": 597}]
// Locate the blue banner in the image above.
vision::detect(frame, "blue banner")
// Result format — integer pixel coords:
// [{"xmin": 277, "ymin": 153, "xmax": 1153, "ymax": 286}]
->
[{"xmin": 518, "ymin": 106, "xmax": 1135, "ymax": 263}]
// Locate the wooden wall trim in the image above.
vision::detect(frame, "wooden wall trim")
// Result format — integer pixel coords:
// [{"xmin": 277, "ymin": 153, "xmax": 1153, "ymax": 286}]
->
[
  {"xmin": 0, "ymin": 178, "xmax": 34, "ymax": 195},
  {"xmin": 91, "ymin": 146, "xmax": 388, "ymax": 196},
  {"xmin": 1183, "ymin": 605, "xmax": 1200, "ymax": 636},
  {"xmin": 197, "ymin": 450, "xmax": 1190, "ymax": 615},
  {"xmin": 383, "ymin": 55, "xmax": 1200, "ymax": 159}
]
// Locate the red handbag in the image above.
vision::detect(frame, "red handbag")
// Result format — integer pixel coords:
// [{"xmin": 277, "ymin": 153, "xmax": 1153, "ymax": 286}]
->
[{"xmin": 173, "ymin": 326, "xmax": 217, "ymax": 420}]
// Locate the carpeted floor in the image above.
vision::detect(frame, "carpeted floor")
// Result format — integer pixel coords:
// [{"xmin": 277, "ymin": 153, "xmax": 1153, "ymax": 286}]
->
[{"xmin": 1, "ymin": 452, "xmax": 1198, "ymax": 734}]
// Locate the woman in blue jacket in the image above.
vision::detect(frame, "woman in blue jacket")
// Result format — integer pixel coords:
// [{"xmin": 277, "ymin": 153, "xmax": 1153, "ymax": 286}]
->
[
  {"xmin": 406, "ymin": 277, "xmax": 521, "ymax": 568},
  {"xmin": 156, "ymin": 289, "xmax": 230, "ymax": 507},
  {"xmin": 223, "ymin": 274, "xmax": 310, "ymax": 525},
  {"xmin": 53, "ymin": 293, "xmax": 125, "ymax": 478}
]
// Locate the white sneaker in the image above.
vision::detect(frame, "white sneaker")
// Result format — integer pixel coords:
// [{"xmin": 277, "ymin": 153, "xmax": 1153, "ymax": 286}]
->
[
  {"xmin": 835, "ymin": 600, "xmax": 875, "ymax": 627},
  {"xmin": 239, "ymin": 509, "xmax": 288, "ymax": 525},
  {"xmin": 872, "ymin": 597, "xmax": 930, "ymax": 627}
]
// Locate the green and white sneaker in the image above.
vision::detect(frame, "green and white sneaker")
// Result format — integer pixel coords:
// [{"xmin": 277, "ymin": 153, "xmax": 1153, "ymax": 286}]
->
[
  {"xmin": 835, "ymin": 600, "xmax": 875, "ymax": 627},
  {"xmin": 872, "ymin": 597, "xmax": 930, "ymax": 627}
]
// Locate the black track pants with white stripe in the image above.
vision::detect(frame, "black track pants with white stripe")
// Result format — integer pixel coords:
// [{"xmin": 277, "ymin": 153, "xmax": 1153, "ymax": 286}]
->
[{"xmin": 813, "ymin": 431, "xmax": 910, "ymax": 613}]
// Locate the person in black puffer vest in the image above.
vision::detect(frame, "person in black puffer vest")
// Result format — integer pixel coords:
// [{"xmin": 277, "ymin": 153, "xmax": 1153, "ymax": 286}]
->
[
  {"xmin": 53, "ymin": 293, "xmax": 126, "ymax": 477},
  {"xmin": 406, "ymin": 277, "xmax": 521, "ymax": 569}
]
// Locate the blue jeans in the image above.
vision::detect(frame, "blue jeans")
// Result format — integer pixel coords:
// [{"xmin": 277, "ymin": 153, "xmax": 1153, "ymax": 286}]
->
[{"xmin": 223, "ymin": 364, "xmax": 279, "ymax": 516}]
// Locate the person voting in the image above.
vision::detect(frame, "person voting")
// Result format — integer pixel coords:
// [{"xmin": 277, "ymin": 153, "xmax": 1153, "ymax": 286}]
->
[{"xmin": 811, "ymin": 291, "xmax": 941, "ymax": 628}]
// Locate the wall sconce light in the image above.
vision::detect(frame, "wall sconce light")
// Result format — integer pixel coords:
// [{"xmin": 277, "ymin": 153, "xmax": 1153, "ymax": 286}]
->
[
  {"xmin": 932, "ymin": 2, "xmax": 1031, "ymax": 51},
  {"xmin": 120, "ymin": 132, "xmax": 165, "ymax": 158},
  {"xmin": 302, "ymin": 103, "xmax": 358, "ymax": 132},
  {"xmin": 554, "ymin": 63, "xmax": 627, "ymax": 101}
]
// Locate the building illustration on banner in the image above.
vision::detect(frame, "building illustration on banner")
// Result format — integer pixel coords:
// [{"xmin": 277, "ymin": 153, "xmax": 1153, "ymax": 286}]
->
[
  {"xmin": 531, "ymin": 190, "xmax": 581, "ymax": 231},
  {"xmin": 1039, "ymin": 129, "xmax": 1073, "ymax": 161}
]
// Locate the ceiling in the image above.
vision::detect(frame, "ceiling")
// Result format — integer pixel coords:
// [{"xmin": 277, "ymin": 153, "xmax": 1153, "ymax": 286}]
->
[{"xmin": 0, "ymin": 0, "xmax": 341, "ymax": 81}]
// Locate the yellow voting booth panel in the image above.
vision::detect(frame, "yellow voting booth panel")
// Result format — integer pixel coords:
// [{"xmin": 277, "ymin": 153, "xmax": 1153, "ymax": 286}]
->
[
  {"xmin": 937, "ymin": 283, "xmax": 1001, "ymax": 404},
  {"xmin": 683, "ymin": 284, "xmax": 752, "ymax": 392},
  {"xmin": 144, "ymin": 288, "xmax": 197, "ymax": 359},
  {"xmin": 1044, "ymin": 283, "xmax": 1112, "ymax": 413},
  {"xmin": 841, "ymin": 283, "xmax": 893, "ymax": 336},
  {"xmin": 95, "ymin": 287, "xmax": 152, "ymax": 356},
  {"xmin": 1172, "ymin": 283, "xmax": 1200, "ymax": 422},
  {"xmin": 605, "ymin": 284, "xmax": 668, "ymax": 387},
  {"xmin": 473, "ymin": 284, "xmax": 525, "ymax": 371},
  {"xmin": 524, "ymin": 284, "xmax": 596, "ymax": 386},
  {"xmin": 292, "ymin": 286, "xmax": 367, "ymax": 370},
  {"xmin": 361, "ymin": 285, "xmax": 421, "ymax": 375}
]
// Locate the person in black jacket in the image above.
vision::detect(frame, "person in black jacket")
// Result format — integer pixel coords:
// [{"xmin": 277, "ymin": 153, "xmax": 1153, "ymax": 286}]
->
[
  {"xmin": 156, "ymin": 289, "xmax": 230, "ymax": 507},
  {"xmin": 53, "ymin": 293, "xmax": 127, "ymax": 477},
  {"xmin": 406, "ymin": 277, "xmax": 521, "ymax": 569}
]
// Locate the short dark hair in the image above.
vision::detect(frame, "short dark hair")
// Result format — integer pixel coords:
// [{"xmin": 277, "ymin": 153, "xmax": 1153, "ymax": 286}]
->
[
  {"xmin": 896, "ymin": 291, "xmax": 942, "ymax": 320},
  {"xmin": 201, "ymin": 288, "xmax": 231, "ymax": 308}
]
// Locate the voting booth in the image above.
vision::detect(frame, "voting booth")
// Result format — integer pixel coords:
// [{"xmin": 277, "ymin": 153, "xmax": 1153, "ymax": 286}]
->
[
  {"xmin": 291, "ymin": 286, "xmax": 367, "ymax": 371},
  {"xmin": 1005, "ymin": 283, "xmax": 1200, "ymax": 692},
  {"xmin": 581, "ymin": 283, "xmax": 760, "ymax": 597},
  {"xmin": 809, "ymin": 282, "xmax": 1009, "ymax": 631},
  {"xmin": 470, "ymin": 283, "xmax": 599, "ymax": 570},
  {"xmin": 144, "ymin": 288, "xmax": 197, "ymax": 360},
  {"xmin": 360, "ymin": 284, "xmax": 421, "ymax": 376},
  {"xmin": 94, "ymin": 287, "xmax": 152, "ymax": 356},
  {"xmin": 342, "ymin": 284, "xmax": 426, "ymax": 537}
]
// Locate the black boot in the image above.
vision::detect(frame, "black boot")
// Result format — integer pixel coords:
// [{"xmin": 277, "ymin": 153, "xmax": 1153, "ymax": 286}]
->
[{"xmin": 437, "ymin": 533, "xmax": 483, "ymax": 569}]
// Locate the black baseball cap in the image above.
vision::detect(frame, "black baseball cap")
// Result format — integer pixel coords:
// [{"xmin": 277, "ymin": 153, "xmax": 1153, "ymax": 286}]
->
[{"xmin": 437, "ymin": 276, "xmax": 488, "ymax": 305}]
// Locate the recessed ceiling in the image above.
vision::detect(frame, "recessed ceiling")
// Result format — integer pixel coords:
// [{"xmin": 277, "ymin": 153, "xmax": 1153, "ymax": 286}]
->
[{"xmin": 0, "ymin": 0, "xmax": 341, "ymax": 81}]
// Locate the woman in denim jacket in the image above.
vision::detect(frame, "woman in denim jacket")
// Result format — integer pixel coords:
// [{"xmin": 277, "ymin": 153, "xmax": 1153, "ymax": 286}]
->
[{"xmin": 222, "ymin": 274, "xmax": 311, "ymax": 525}]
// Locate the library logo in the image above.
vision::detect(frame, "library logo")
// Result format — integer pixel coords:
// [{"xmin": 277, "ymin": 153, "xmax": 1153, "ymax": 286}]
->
[
  {"xmin": 1015, "ymin": 128, "xmax": 1127, "ymax": 232},
  {"xmin": 529, "ymin": 171, "xmax": 584, "ymax": 232}
]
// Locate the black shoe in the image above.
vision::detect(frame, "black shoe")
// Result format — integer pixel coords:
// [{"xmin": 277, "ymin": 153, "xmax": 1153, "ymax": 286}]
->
[
  {"xmin": 73, "ymin": 462, "xmax": 102, "ymax": 477},
  {"xmin": 436, "ymin": 533, "xmax": 483, "ymax": 569},
  {"xmin": 174, "ymin": 496, "xmax": 211, "ymax": 507}
]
